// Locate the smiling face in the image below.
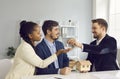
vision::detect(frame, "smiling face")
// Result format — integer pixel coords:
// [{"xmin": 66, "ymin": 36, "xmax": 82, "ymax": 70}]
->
[
  {"xmin": 92, "ymin": 23, "xmax": 104, "ymax": 39},
  {"xmin": 91, "ymin": 19, "xmax": 108, "ymax": 40},
  {"xmin": 47, "ymin": 26, "xmax": 60, "ymax": 40},
  {"xmin": 28, "ymin": 25, "xmax": 42, "ymax": 42}
]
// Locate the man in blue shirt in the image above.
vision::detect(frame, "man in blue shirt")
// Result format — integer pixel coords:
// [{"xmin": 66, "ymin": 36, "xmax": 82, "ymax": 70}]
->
[{"xmin": 35, "ymin": 20, "xmax": 71, "ymax": 75}]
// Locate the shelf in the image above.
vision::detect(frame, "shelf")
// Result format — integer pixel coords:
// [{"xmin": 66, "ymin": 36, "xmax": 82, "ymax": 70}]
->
[
  {"xmin": 60, "ymin": 25, "xmax": 76, "ymax": 27},
  {"xmin": 62, "ymin": 36, "xmax": 77, "ymax": 38}
]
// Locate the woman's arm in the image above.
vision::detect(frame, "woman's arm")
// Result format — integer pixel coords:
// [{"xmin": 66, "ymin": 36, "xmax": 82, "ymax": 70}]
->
[
  {"xmin": 20, "ymin": 44, "xmax": 71, "ymax": 68},
  {"xmin": 20, "ymin": 45, "xmax": 57, "ymax": 68}
]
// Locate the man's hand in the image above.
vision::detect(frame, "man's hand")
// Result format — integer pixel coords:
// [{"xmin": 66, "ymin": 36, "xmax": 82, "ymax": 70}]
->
[
  {"xmin": 60, "ymin": 67, "xmax": 71, "ymax": 75},
  {"xmin": 56, "ymin": 48, "xmax": 72, "ymax": 56},
  {"xmin": 58, "ymin": 48, "xmax": 72, "ymax": 53},
  {"xmin": 67, "ymin": 38, "xmax": 82, "ymax": 48}
]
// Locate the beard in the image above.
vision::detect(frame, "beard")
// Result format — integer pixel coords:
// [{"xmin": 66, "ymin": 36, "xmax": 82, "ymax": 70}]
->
[
  {"xmin": 93, "ymin": 33, "xmax": 99, "ymax": 39},
  {"xmin": 93, "ymin": 35, "xmax": 98, "ymax": 39},
  {"xmin": 50, "ymin": 34, "xmax": 59, "ymax": 40}
]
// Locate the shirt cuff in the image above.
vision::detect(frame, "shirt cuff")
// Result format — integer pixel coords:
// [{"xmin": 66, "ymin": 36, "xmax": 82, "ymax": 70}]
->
[
  {"xmin": 81, "ymin": 44, "xmax": 84, "ymax": 52},
  {"xmin": 58, "ymin": 69, "xmax": 60, "ymax": 74}
]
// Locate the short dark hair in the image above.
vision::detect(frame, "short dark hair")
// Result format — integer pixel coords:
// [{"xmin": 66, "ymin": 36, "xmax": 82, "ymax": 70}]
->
[
  {"xmin": 92, "ymin": 18, "xmax": 108, "ymax": 31},
  {"xmin": 42, "ymin": 20, "xmax": 59, "ymax": 35}
]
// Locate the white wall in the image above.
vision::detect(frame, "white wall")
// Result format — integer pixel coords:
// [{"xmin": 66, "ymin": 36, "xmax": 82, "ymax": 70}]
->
[
  {"xmin": 93, "ymin": 0, "xmax": 109, "ymax": 21},
  {"xmin": 0, "ymin": 0, "xmax": 92, "ymax": 59}
]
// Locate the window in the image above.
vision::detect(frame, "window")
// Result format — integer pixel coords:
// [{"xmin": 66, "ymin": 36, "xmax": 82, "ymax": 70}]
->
[{"xmin": 109, "ymin": 0, "xmax": 120, "ymax": 47}]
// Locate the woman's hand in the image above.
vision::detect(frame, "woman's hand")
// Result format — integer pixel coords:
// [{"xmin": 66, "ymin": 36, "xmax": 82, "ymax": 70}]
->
[{"xmin": 56, "ymin": 48, "xmax": 72, "ymax": 56}]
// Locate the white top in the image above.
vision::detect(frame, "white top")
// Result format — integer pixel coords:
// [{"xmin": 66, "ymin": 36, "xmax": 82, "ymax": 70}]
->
[
  {"xmin": 5, "ymin": 41, "xmax": 57, "ymax": 79},
  {"xmin": 96, "ymin": 34, "xmax": 106, "ymax": 45}
]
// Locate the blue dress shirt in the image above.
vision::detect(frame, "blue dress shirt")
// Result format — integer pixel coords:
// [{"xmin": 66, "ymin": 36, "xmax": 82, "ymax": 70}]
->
[{"xmin": 44, "ymin": 38, "xmax": 59, "ymax": 68}]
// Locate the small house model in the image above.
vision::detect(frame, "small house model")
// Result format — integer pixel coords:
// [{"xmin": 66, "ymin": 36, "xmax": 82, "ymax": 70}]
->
[
  {"xmin": 69, "ymin": 60, "xmax": 77, "ymax": 70},
  {"xmin": 76, "ymin": 60, "xmax": 92, "ymax": 73}
]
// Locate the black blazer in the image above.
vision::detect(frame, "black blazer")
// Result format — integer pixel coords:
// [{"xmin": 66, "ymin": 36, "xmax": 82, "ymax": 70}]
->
[
  {"xmin": 35, "ymin": 39, "xmax": 69, "ymax": 75},
  {"xmin": 83, "ymin": 34, "xmax": 119, "ymax": 71}
]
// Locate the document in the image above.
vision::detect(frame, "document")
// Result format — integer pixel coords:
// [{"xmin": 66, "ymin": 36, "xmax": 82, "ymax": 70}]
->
[{"xmin": 44, "ymin": 77, "xmax": 69, "ymax": 79}]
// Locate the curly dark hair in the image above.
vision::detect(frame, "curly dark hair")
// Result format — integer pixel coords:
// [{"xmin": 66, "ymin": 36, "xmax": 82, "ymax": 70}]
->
[{"xmin": 19, "ymin": 20, "xmax": 38, "ymax": 48}]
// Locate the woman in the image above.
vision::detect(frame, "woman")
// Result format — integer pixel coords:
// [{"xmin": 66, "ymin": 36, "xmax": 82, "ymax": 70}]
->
[{"xmin": 5, "ymin": 21, "xmax": 71, "ymax": 79}]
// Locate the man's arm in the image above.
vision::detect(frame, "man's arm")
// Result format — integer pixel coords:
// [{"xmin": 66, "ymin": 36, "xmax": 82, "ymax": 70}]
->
[
  {"xmin": 59, "ymin": 42, "xmax": 69, "ymax": 67},
  {"xmin": 67, "ymin": 37, "xmax": 117, "ymax": 55},
  {"xmin": 35, "ymin": 45, "xmax": 59, "ymax": 74},
  {"xmin": 35, "ymin": 67, "xmax": 59, "ymax": 75},
  {"xmin": 35, "ymin": 66, "xmax": 71, "ymax": 75},
  {"xmin": 62, "ymin": 53, "xmax": 69, "ymax": 67},
  {"xmin": 83, "ymin": 38, "xmax": 117, "ymax": 54}
]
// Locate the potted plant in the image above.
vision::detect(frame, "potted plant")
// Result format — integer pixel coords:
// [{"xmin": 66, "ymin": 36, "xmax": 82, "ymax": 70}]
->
[{"xmin": 6, "ymin": 46, "xmax": 16, "ymax": 58}]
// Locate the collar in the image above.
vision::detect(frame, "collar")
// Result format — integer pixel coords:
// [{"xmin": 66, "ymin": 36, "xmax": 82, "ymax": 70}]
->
[
  {"xmin": 44, "ymin": 38, "xmax": 56, "ymax": 47},
  {"xmin": 96, "ymin": 34, "xmax": 106, "ymax": 45}
]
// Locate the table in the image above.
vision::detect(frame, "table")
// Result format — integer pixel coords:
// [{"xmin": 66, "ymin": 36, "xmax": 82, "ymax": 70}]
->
[{"xmin": 22, "ymin": 70, "xmax": 120, "ymax": 79}]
